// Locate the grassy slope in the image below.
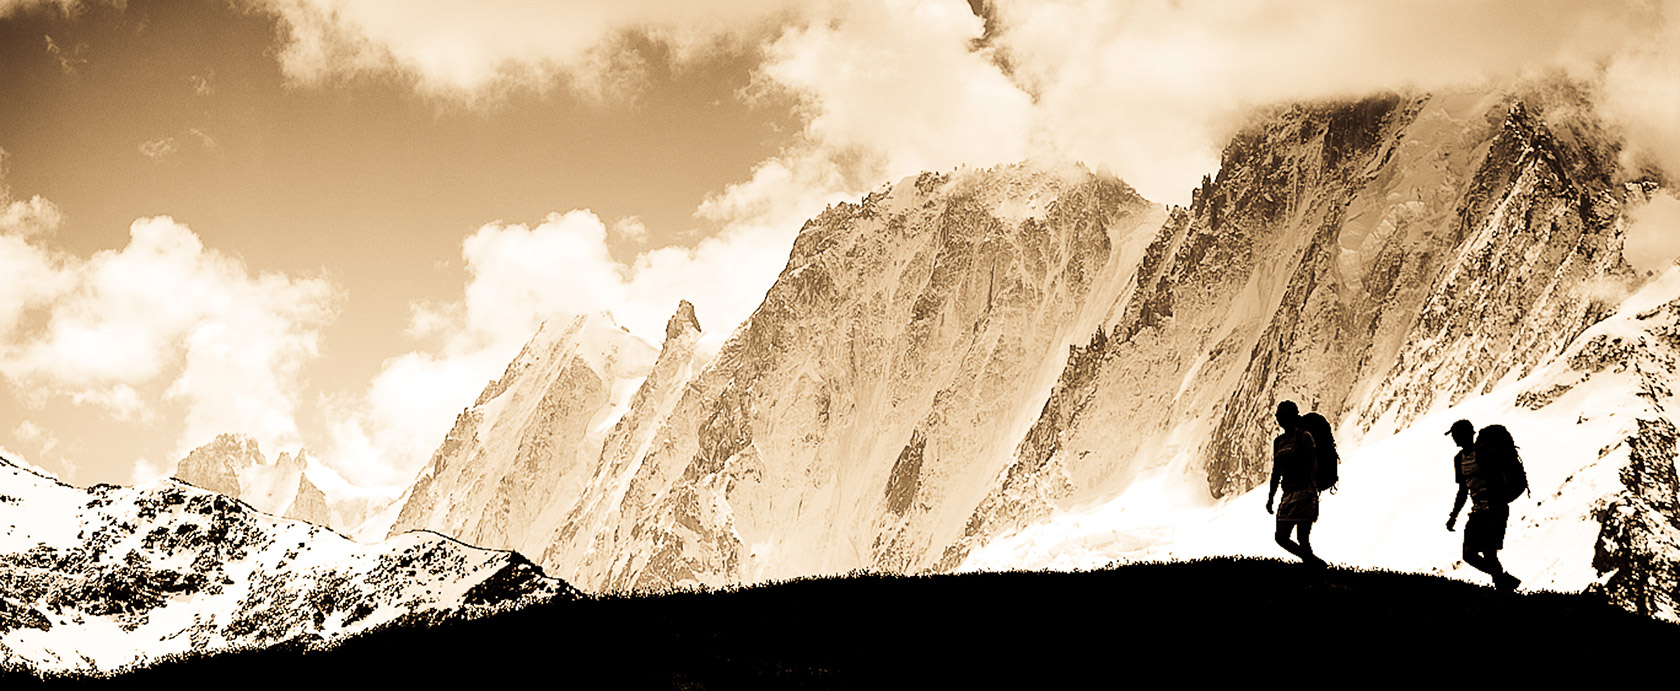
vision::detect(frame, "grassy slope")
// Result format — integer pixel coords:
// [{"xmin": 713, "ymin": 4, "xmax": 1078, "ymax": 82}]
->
[{"xmin": 11, "ymin": 557, "xmax": 1676, "ymax": 688}]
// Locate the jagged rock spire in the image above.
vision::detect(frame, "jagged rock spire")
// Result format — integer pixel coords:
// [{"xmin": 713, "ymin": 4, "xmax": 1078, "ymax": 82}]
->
[{"xmin": 666, "ymin": 300, "xmax": 702, "ymax": 342}]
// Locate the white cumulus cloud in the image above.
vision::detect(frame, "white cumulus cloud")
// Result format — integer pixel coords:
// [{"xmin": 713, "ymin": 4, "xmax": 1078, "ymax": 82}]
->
[{"xmin": 0, "ymin": 177, "xmax": 341, "ymax": 468}]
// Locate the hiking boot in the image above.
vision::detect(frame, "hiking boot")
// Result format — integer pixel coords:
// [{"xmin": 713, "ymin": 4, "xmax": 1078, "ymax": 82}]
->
[{"xmin": 1495, "ymin": 572, "xmax": 1522, "ymax": 592}]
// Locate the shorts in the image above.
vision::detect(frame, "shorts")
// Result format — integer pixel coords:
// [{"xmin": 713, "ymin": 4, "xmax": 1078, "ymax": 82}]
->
[
  {"xmin": 1464, "ymin": 506, "xmax": 1508, "ymax": 552},
  {"xmin": 1276, "ymin": 489, "xmax": 1318, "ymax": 523}
]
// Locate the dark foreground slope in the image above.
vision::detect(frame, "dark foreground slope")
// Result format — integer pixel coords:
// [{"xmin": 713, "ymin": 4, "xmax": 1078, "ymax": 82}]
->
[{"xmin": 11, "ymin": 558, "xmax": 1676, "ymax": 688}]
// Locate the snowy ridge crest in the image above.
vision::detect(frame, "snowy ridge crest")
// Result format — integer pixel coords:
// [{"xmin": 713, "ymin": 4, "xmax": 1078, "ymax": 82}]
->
[{"xmin": 0, "ymin": 456, "xmax": 570, "ymax": 675}]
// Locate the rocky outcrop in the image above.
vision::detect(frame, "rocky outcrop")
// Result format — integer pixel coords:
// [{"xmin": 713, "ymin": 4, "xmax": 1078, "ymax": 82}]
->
[
  {"xmin": 1592, "ymin": 417, "xmax": 1680, "ymax": 621},
  {"xmin": 173, "ymin": 434, "xmax": 261, "ymax": 498},
  {"xmin": 284, "ymin": 473, "xmax": 334, "ymax": 528}
]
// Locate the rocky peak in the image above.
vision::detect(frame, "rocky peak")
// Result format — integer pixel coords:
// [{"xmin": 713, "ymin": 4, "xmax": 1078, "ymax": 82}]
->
[
  {"xmin": 666, "ymin": 300, "xmax": 703, "ymax": 343},
  {"xmin": 284, "ymin": 472, "xmax": 334, "ymax": 528},
  {"xmin": 276, "ymin": 450, "xmax": 307, "ymax": 472},
  {"xmin": 173, "ymin": 434, "xmax": 264, "ymax": 497}
]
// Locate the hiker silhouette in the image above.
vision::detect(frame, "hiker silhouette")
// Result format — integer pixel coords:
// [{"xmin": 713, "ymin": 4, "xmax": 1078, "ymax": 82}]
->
[
  {"xmin": 1266, "ymin": 400, "xmax": 1325, "ymax": 568},
  {"xmin": 1445, "ymin": 420, "xmax": 1522, "ymax": 591}
]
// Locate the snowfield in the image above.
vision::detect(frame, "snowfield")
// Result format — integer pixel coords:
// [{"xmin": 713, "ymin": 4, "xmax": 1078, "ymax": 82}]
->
[{"xmin": 966, "ymin": 268, "xmax": 1680, "ymax": 610}]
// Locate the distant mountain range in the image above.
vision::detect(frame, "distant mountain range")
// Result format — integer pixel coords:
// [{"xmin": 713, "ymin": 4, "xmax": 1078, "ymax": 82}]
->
[{"xmin": 0, "ymin": 456, "xmax": 567, "ymax": 674}]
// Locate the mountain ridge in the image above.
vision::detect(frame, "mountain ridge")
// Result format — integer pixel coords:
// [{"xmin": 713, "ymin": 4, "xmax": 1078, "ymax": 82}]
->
[
  {"xmin": 0, "ymin": 454, "xmax": 572, "ymax": 675},
  {"xmin": 24, "ymin": 558, "xmax": 1675, "ymax": 687}
]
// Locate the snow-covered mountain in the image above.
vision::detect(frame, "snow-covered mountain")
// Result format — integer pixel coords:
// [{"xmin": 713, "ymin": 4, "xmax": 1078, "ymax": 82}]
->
[
  {"xmin": 384, "ymin": 312, "xmax": 659, "ymax": 555},
  {"xmin": 964, "ymin": 264, "xmax": 1680, "ymax": 621},
  {"xmin": 942, "ymin": 85, "xmax": 1635, "ymax": 566},
  {"xmin": 387, "ymin": 82, "xmax": 1675, "ymax": 622},
  {"xmin": 398, "ymin": 161, "xmax": 1167, "ymax": 589},
  {"xmin": 0, "ymin": 456, "xmax": 569, "ymax": 675}
]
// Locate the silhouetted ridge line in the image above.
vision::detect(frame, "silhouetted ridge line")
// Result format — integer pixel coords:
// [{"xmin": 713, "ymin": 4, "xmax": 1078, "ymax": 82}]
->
[{"xmin": 12, "ymin": 558, "xmax": 1673, "ymax": 687}]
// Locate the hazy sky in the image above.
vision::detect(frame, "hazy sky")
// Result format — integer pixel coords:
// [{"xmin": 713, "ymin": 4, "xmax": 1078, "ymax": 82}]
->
[{"xmin": 2, "ymin": 0, "xmax": 1677, "ymax": 490}]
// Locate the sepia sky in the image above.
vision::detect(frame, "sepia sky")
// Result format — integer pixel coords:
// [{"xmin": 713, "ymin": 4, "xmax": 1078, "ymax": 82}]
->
[{"xmin": 2, "ymin": 0, "xmax": 1678, "ymax": 489}]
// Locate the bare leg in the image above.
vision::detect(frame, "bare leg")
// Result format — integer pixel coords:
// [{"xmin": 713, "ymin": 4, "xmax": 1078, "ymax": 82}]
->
[
  {"xmin": 1276, "ymin": 522, "xmax": 1303, "ymax": 559},
  {"xmin": 1463, "ymin": 547, "xmax": 1521, "ymax": 590},
  {"xmin": 1463, "ymin": 547, "xmax": 1501, "ymax": 577},
  {"xmin": 1275, "ymin": 522, "xmax": 1324, "ymax": 566},
  {"xmin": 1295, "ymin": 523, "xmax": 1324, "ymax": 567}
]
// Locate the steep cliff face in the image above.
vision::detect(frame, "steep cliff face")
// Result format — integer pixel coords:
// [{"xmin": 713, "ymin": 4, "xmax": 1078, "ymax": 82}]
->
[
  {"xmin": 386, "ymin": 313, "xmax": 657, "ymax": 556},
  {"xmin": 0, "ymin": 457, "xmax": 569, "ymax": 674},
  {"xmin": 541, "ymin": 164, "xmax": 1163, "ymax": 590},
  {"xmin": 942, "ymin": 87, "xmax": 1635, "ymax": 567},
  {"xmin": 538, "ymin": 302, "xmax": 709, "ymax": 588}
]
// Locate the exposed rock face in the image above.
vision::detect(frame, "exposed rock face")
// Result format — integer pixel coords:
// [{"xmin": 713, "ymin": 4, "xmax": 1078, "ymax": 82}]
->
[
  {"xmin": 386, "ymin": 313, "xmax": 657, "ymax": 557},
  {"xmin": 533, "ymin": 163, "xmax": 1164, "ymax": 590},
  {"xmin": 173, "ymin": 437, "xmax": 346, "ymax": 531},
  {"xmin": 539, "ymin": 301, "xmax": 710, "ymax": 587},
  {"xmin": 1592, "ymin": 417, "xmax": 1680, "ymax": 621},
  {"xmin": 284, "ymin": 473, "xmax": 333, "ymax": 528},
  {"xmin": 1548, "ymin": 292, "xmax": 1680, "ymax": 622},
  {"xmin": 0, "ymin": 457, "xmax": 570, "ymax": 674},
  {"xmin": 942, "ymin": 87, "xmax": 1635, "ymax": 567},
  {"xmin": 173, "ymin": 434, "xmax": 261, "ymax": 499}
]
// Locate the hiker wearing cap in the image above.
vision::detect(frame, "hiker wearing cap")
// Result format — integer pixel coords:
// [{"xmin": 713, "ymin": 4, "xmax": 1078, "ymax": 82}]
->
[
  {"xmin": 1266, "ymin": 400, "xmax": 1325, "ymax": 567},
  {"xmin": 1445, "ymin": 419, "xmax": 1522, "ymax": 591}
]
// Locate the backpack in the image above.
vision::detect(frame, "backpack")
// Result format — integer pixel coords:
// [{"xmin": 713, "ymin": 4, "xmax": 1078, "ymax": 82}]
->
[
  {"xmin": 1301, "ymin": 412, "xmax": 1339, "ymax": 492},
  {"xmin": 1475, "ymin": 424, "xmax": 1528, "ymax": 503}
]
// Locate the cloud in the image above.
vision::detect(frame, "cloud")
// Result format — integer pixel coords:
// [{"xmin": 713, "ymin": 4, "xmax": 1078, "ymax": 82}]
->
[
  {"xmin": 1596, "ymin": 12, "xmax": 1680, "ymax": 179},
  {"xmin": 187, "ymin": 128, "xmax": 217, "ymax": 149},
  {"xmin": 321, "ymin": 204, "xmax": 823, "ymax": 485},
  {"xmin": 752, "ymin": 0, "xmax": 1035, "ymax": 183},
  {"xmin": 0, "ymin": 0, "xmax": 83, "ymax": 18},
  {"xmin": 1625, "ymin": 191, "xmax": 1680, "ymax": 275},
  {"xmin": 258, "ymin": 0, "xmax": 810, "ymax": 99},
  {"xmin": 252, "ymin": 0, "xmax": 1680, "ymax": 207},
  {"xmin": 611, "ymin": 216, "xmax": 649, "ymax": 244},
  {"xmin": 0, "ymin": 442, "xmax": 61, "ymax": 481},
  {"xmin": 982, "ymin": 0, "xmax": 1665, "ymax": 203},
  {"xmin": 12, "ymin": 420, "xmax": 56, "ymax": 454},
  {"xmin": 69, "ymin": 384, "xmax": 145, "ymax": 421},
  {"xmin": 42, "ymin": 32, "xmax": 88, "ymax": 73},
  {"xmin": 0, "ymin": 178, "xmax": 341, "ymax": 464},
  {"xmin": 8, "ymin": 418, "xmax": 76, "ymax": 479},
  {"xmin": 138, "ymin": 136, "xmax": 178, "ymax": 160},
  {"xmin": 0, "ymin": 194, "xmax": 64, "ymax": 239}
]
